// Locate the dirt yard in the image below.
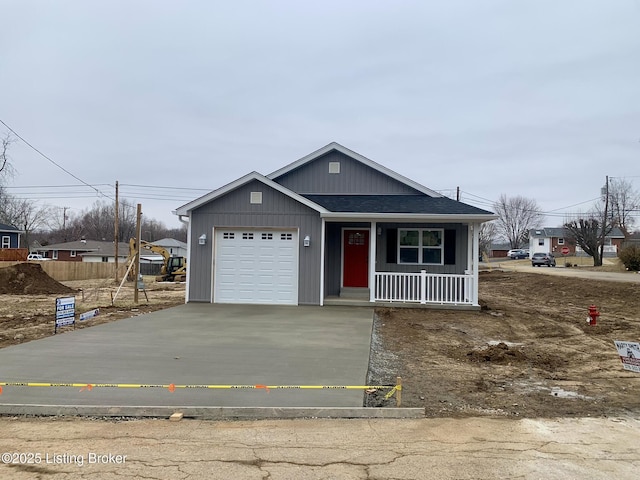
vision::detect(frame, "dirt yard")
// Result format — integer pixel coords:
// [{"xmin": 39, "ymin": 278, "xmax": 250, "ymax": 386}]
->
[
  {"xmin": 0, "ymin": 263, "xmax": 185, "ymax": 349},
  {"xmin": 1, "ymin": 263, "xmax": 639, "ymax": 419},
  {"xmin": 367, "ymin": 269, "xmax": 640, "ymax": 418}
]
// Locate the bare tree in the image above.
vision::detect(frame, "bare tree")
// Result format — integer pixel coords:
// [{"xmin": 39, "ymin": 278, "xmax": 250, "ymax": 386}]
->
[
  {"xmin": 493, "ymin": 194, "xmax": 544, "ymax": 249},
  {"xmin": 0, "ymin": 133, "xmax": 15, "ymax": 179},
  {"xmin": 2, "ymin": 197, "xmax": 50, "ymax": 248},
  {"xmin": 608, "ymin": 178, "xmax": 639, "ymax": 237},
  {"xmin": 478, "ymin": 221, "xmax": 497, "ymax": 258},
  {"xmin": 564, "ymin": 217, "xmax": 607, "ymax": 266}
]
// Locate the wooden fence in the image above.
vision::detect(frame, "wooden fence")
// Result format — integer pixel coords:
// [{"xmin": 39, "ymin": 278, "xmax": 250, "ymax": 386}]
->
[
  {"xmin": 0, "ymin": 261, "xmax": 117, "ymax": 281},
  {"xmin": 0, "ymin": 249, "xmax": 28, "ymax": 261}
]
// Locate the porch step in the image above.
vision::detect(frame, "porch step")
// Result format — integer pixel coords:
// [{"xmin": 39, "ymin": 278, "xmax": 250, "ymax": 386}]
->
[{"xmin": 340, "ymin": 287, "xmax": 370, "ymax": 299}]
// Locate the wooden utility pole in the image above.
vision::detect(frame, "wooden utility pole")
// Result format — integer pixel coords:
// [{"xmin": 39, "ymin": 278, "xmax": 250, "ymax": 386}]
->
[
  {"xmin": 599, "ymin": 176, "xmax": 609, "ymax": 266},
  {"xmin": 134, "ymin": 203, "xmax": 142, "ymax": 304},
  {"xmin": 114, "ymin": 181, "xmax": 119, "ymax": 282}
]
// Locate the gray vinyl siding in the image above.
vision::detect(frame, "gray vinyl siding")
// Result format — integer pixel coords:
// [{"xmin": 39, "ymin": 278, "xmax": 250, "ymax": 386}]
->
[
  {"xmin": 188, "ymin": 180, "xmax": 322, "ymax": 305},
  {"xmin": 273, "ymin": 151, "xmax": 422, "ymax": 195},
  {"xmin": 376, "ymin": 223, "xmax": 469, "ymax": 275}
]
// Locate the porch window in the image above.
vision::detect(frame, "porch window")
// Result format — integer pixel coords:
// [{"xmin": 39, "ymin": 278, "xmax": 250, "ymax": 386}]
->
[
  {"xmin": 1, "ymin": 236, "xmax": 9, "ymax": 248},
  {"xmin": 398, "ymin": 229, "xmax": 444, "ymax": 265}
]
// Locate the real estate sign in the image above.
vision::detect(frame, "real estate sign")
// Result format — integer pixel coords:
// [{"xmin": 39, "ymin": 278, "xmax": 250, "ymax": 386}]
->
[
  {"xmin": 614, "ymin": 340, "xmax": 640, "ymax": 373},
  {"xmin": 55, "ymin": 296, "xmax": 75, "ymax": 333}
]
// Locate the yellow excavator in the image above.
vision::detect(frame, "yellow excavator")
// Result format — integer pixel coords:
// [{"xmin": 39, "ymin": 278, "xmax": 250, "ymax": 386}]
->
[{"xmin": 127, "ymin": 239, "xmax": 187, "ymax": 282}]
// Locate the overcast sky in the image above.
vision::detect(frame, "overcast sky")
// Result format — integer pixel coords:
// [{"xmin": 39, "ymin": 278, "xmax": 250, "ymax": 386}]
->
[{"xmin": 1, "ymin": 0, "xmax": 639, "ymax": 231}]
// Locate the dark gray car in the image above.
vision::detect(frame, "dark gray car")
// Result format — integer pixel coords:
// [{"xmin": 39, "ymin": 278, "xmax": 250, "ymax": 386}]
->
[{"xmin": 531, "ymin": 252, "xmax": 556, "ymax": 267}]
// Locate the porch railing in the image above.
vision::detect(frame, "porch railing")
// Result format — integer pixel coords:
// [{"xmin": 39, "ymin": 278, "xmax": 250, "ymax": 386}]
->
[{"xmin": 374, "ymin": 271, "xmax": 474, "ymax": 305}]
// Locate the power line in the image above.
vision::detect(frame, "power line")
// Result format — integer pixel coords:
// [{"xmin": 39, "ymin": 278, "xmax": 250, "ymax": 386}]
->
[{"xmin": 0, "ymin": 119, "xmax": 114, "ymax": 201}]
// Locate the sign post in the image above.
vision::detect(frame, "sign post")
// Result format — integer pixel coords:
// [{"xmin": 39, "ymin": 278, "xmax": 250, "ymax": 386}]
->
[{"xmin": 55, "ymin": 296, "xmax": 76, "ymax": 334}]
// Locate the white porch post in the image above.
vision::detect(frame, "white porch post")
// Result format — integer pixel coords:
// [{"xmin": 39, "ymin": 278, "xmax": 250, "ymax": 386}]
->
[
  {"xmin": 369, "ymin": 221, "xmax": 376, "ymax": 302},
  {"xmin": 472, "ymin": 222, "xmax": 480, "ymax": 306},
  {"xmin": 320, "ymin": 218, "xmax": 326, "ymax": 306}
]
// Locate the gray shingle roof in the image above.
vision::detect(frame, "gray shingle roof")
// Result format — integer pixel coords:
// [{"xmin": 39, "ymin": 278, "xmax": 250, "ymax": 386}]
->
[
  {"xmin": 530, "ymin": 227, "xmax": 626, "ymax": 238},
  {"xmin": 302, "ymin": 195, "xmax": 494, "ymax": 215}
]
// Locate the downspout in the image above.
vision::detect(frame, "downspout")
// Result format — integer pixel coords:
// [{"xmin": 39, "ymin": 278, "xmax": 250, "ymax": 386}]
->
[
  {"xmin": 320, "ymin": 218, "xmax": 325, "ymax": 306},
  {"xmin": 177, "ymin": 214, "xmax": 190, "ymax": 304}
]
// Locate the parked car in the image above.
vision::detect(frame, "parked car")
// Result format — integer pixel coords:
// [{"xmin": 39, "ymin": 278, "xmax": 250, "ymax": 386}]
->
[
  {"xmin": 531, "ymin": 252, "xmax": 556, "ymax": 267},
  {"xmin": 507, "ymin": 249, "xmax": 528, "ymax": 259},
  {"xmin": 26, "ymin": 253, "xmax": 49, "ymax": 261}
]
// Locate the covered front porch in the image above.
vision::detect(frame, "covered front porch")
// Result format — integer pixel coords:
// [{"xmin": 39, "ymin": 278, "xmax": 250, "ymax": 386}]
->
[{"xmin": 319, "ymin": 218, "xmax": 482, "ymax": 308}]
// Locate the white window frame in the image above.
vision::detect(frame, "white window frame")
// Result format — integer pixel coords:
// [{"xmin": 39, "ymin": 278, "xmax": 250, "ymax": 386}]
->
[
  {"xmin": 557, "ymin": 238, "xmax": 564, "ymax": 245},
  {"xmin": 70, "ymin": 250, "xmax": 76, "ymax": 257},
  {"xmin": 52, "ymin": 250, "xmax": 58, "ymax": 260},
  {"xmin": 1, "ymin": 236, "xmax": 10, "ymax": 248},
  {"xmin": 398, "ymin": 228, "xmax": 444, "ymax": 265}
]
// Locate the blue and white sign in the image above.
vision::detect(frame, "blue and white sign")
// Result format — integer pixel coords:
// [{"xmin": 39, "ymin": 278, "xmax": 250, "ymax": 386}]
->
[
  {"xmin": 55, "ymin": 296, "xmax": 76, "ymax": 331},
  {"xmin": 79, "ymin": 308, "xmax": 100, "ymax": 321}
]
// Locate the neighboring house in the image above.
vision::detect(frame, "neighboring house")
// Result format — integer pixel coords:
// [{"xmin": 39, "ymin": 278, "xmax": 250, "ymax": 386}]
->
[
  {"xmin": 529, "ymin": 227, "xmax": 625, "ymax": 257},
  {"xmin": 149, "ymin": 238, "xmax": 188, "ymax": 258},
  {"xmin": 33, "ymin": 240, "xmax": 129, "ymax": 263},
  {"xmin": 175, "ymin": 142, "xmax": 496, "ymax": 308},
  {"xmin": 489, "ymin": 243, "xmax": 512, "ymax": 258},
  {"xmin": 0, "ymin": 223, "xmax": 27, "ymax": 261},
  {"xmin": 0, "ymin": 223, "xmax": 23, "ymax": 249}
]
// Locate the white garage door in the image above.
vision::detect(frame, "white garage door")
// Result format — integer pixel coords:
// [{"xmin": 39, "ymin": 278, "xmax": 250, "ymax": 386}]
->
[{"xmin": 214, "ymin": 229, "xmax": 299, "ymax": 305}]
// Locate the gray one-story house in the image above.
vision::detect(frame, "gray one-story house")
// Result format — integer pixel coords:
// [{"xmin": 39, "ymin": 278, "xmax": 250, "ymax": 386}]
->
[{"xmin": 174, "ymin": 143, "xmax": 496, "ymax": 307}]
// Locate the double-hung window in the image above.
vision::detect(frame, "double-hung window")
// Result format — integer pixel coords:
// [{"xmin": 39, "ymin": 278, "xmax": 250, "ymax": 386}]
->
[{"xmin": 398, "ymin": 229, "xmax": 444, "ymax": 265}]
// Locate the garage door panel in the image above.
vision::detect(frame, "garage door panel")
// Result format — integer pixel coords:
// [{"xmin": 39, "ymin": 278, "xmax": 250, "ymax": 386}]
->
[{"xmin": 214, "ymin": 230, "xmax": 299, "ymax": 305}]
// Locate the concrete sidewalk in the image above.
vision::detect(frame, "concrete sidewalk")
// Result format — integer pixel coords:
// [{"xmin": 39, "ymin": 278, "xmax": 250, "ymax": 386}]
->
[{"xmin": 0, "ymin": 304, "xmax": 375, "ymax": 408}]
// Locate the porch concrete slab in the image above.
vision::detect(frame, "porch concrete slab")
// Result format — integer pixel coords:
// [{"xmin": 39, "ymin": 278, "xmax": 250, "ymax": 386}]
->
[{"xmin": 0, "ymin": 304, "xmax": 374, "ymax": 408}]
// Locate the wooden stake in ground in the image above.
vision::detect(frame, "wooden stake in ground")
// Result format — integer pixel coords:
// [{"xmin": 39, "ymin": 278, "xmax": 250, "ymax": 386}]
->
[{"xmin": 134, "ymin": 203, "xmax": 142, "ymax": 304}]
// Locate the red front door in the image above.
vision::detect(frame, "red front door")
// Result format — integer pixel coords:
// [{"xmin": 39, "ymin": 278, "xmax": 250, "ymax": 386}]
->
[{"xmin": 343, "ymin": 230, "xmax": 369, "ymax": 287}]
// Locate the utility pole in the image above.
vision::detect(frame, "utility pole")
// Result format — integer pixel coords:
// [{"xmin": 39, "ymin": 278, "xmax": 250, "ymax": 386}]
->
[
  {"xmin": 114, "ymin": 181, "xmax": 119, "ymax": 282},
  {"xmin": 134, "ymin": 203, "xmax": 142, "ymax": 304},
  {"xmin": 599, "ymin": 175, "xmax": 609, "ymax": 266},
  {"xmin": 62, "ymin": 206, "xmax": 69, "ymax": 242}
]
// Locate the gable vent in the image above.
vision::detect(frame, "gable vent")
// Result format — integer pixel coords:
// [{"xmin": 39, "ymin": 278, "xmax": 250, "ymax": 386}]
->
[
  {"xmin": 250, "ymin": 191, "xmax": 263, "ymax": 204},
  {"xmin": 328, "ymin": 161, "xmax": 340, "ymax": 174}
]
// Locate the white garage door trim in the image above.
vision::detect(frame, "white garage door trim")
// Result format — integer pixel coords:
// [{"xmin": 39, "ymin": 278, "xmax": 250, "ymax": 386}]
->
[{"xmin": 214, "ymin": 228, "xmax": 299, "ymax": 305}]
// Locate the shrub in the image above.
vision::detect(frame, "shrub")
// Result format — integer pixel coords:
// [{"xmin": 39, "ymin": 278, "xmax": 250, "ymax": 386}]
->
[
  {"xmin": 564, "ymin": 262, "xmax": 572, "ymax": 268},
  {"xmin": 618, "ymin": 245, "xmax": 640, "ymax": 271}
]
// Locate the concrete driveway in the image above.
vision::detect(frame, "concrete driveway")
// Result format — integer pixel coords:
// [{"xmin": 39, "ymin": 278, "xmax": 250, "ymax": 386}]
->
[{"xmin": 0, "ymin": 304, "xmax": 374, "ymax": 408}]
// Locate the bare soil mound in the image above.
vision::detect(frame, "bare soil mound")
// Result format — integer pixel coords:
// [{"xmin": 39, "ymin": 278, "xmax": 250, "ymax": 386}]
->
[{"xmin": 0, "ymin": 263, "xmax": 77, "ymax": 295}]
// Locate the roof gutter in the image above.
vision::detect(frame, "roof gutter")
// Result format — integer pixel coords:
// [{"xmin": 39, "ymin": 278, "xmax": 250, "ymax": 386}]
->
[{"xmin": 319, "ymin": 212, "xmax": 498, "ymax": 223}]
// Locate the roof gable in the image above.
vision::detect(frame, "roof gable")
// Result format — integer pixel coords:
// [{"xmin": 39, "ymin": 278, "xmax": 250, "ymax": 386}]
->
[
  {"xmin": 267, "ymin": 142, "xmax": 442, "ymax": 197},
  {"xmin": 0, "ymin": 223, "xmax": 23, "ymax": 234},
  {"xmin": 174, "ymin": 172, "xmax": 328, "ymax": 216}
]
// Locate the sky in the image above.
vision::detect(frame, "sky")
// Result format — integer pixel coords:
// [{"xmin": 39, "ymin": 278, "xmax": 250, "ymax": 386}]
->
[{"xmin": 1, "ymin": 0, "xmax": 639, "ymax": 231}]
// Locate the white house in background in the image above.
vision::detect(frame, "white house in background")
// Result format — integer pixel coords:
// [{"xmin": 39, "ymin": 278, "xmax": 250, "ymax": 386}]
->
[{"xmin": 149, "ymin": 238, "xmax": 188, "ymax": 258}]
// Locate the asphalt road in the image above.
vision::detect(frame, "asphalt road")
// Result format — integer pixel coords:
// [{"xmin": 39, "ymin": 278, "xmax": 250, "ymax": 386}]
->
[
  {"xmin": 2, "ymin": 416, "xmax": 638, "ymax": 479},
  {"xmin": 487, "ymin": 260, "xmax": 640, "ymax": 283}
]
